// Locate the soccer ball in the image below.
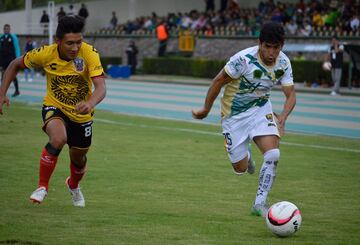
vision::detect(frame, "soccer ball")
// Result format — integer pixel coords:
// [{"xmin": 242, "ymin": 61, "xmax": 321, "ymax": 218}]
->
[
  {"xmin": 266, "ymin": 201, "xmax": 302, "ymax": 237},
  {"xmin": 322, "ymin": 61, "xmax": 332, "ymax": 71}
]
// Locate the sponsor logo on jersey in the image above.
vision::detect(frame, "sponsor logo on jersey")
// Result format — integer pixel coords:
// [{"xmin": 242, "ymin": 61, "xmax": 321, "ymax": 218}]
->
[
  {"xmin": 265, "ymin": 113, "xmax": 274, "ymax": 122},
  {"xmin": 45, "ymin": 110, "xmax": 54, "ymax": 120},
  {"xmin": 74, "ymin": 58, "xmax": 84, "ymax": 72},
  {"xmin": 49, "ymin": 63, "xmax": 57, "ymax": 70}
]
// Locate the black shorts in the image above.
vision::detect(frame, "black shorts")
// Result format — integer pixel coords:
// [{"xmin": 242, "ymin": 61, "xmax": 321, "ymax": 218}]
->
[{"xmin": 42, "ymin": 105, "xmax": 93, "ymax": 148}]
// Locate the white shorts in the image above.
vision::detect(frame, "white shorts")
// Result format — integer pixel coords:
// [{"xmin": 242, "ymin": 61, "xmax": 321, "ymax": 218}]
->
[{"xmin": 221, "ymin": 101, "xmax": 279, "ymax": 163}]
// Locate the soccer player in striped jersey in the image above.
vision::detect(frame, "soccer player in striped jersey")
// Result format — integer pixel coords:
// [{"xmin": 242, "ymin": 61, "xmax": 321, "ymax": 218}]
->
[
  {"xmin": 192, "ymin": 22, "xmax": 296, "ymax": 217},
  {"xmin": 0, "ymin": 15, "xmax": 106, "ymax": 207}
]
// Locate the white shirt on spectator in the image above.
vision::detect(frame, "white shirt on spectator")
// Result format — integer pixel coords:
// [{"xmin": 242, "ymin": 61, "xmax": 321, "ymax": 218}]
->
[
  {"xmin": 300, "ymin": 22, "xmax": 312, "ymax": 36},
  {"xmin": 286, "ymin": 21, "xmax": 298, "ymax": 35},
  {"xmin": 350, "ymin": 16, "xmax": 359, "ymax": 31}
]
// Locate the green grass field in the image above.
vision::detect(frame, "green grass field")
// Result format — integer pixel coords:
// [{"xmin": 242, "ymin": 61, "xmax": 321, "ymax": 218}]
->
[{"xmin": 1, "ymin": 102, "xmax": 360, "ymax": 245}]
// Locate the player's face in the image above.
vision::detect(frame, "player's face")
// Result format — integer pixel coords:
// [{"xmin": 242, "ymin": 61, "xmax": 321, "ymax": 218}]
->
[
  {"xmin": 57, "ymin": 33, "xmax": 83, "ymax": 61},
  {"xmin": 258, "ymin": 42, "xmax": 282, "ymax": 66}
]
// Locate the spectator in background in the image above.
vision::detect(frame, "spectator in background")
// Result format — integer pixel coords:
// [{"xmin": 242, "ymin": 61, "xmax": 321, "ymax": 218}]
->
[
  {"xmin": 78, "ymin": 3, "xmax": 89, "ymax": 21},
  {"xmin": 299, "ymin": 20, "xmax": 312, "ymax": 36},
  {"xmin": 328, "ymin": 35, "xmax": 344, "ymax": 95},
  {"xmin": 205, "ymin": 0, "xmax": 215, "ymax": 12},
  {"xmin": 204, "ymin": 23, "xmax": 214, "ymax": 36},
  {"xmin": 40, "ymin": 10, "xmax": 49, "ymax": 35},
  {"xmin": 350, "ymin": 15, "xmax": 359, "ymax": 31},
  {"xmin": 24, "ymin": 36, "xmax": 37, "ymax": 82},
  {"xmin": 126, "ymin": 40, "xmax": 138, "ymax": 75},
  {"xmin": 285, "ymin": 19, "xmax": 298, "ymax": 35},
  {"xmin": 220, "ymin": 0, "xmax": 228, "ymax": 11},
  {"xmin": 110, "ymin": 11, "xmax": 118, "ymax": 29},
  {"xmin": 0, "ymin": 24, "xmax": 21, "ymax": 97},
  {"xmin": 68, "ymin": 4, "xmax": 75, "ymax": 16},
  {"xmin": 228, "ymin": 0, "xmax": 240, "ymax": 11},
  {"xmin": 312, "ymin": 10, "xmax": 323, "ymax": 27},
  {"xmin": 180, "ymin": 13, "xmax": 192, "ymax": 29},
  {"xmin": 156, "ymin": 19, "xmax": 169, "ymax": 57},
  {"xmin": 57, "ymin": 7, "xmax": 66, "ymax": 21},
  {"xmin": 324, "ymin": 8, "xmax": 340, "ymax": 27}
]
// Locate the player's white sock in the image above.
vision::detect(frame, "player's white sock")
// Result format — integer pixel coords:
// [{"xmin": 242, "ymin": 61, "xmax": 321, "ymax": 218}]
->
[{"xmin": 254, "ymin": 149, "xmax": 280, "ymax": 205}]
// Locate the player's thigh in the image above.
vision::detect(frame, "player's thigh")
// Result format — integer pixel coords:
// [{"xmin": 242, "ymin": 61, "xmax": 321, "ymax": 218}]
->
[
  {"xmin": 222, "ymin": 117, "xmax": 250, "ymax": 163},
  {"xmin": 253, "ymin": 135, "xmax": 279, "ymax": 154},
  {"xmin": 249, "ymin": 103, "xmax": 280, "ymax": 154},
  {"xmin": 42, "ymin": 106, "xmax": 68, "ymax": 147}
]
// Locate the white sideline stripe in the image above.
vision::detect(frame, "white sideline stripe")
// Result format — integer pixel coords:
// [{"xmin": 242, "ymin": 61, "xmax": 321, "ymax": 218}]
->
[{"xmin": 95, "ymin": 118, "xmax": 360, "ymax": 153}]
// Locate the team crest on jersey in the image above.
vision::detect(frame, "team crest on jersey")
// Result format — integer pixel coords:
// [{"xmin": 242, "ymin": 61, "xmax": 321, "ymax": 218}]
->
[{"xmin": 73, "ymin": 58, "xmax": 84, "ymax": 72}]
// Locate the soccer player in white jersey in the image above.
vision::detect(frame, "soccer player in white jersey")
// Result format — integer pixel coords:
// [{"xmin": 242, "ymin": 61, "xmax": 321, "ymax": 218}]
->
[{"xmin": 192, "ymin": 22, "xmax": 296, "ymax": 217}]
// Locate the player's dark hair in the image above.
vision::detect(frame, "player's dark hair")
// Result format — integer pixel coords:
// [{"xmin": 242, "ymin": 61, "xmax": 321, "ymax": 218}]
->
[
  {"xmin": 56, "ymin": 15, "xmax": 85, "ymax": 39},
  {"xmin": 259, "ymin": 22, "xmax": 285, "ymax": 45}
]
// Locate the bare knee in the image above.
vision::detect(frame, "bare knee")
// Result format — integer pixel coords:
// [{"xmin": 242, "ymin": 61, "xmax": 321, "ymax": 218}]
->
[
  {"xmin": 232, "ymin": 157, "xmax": 248, "ymax": 176},
  {"xmin": 49, "ymin": 136, "xmax": 67, "ymax": 149}
]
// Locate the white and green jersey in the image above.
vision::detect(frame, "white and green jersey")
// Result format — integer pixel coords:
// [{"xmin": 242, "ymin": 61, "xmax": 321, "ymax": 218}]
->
[{"xmin": 222, "ymin": 45, "xmax": 293, "ymax": 118}]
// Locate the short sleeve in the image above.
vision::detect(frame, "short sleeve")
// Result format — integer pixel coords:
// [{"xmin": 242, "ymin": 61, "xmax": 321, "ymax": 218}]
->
[
  {"xmin": 23, "ymin": 46, "xmax": 45, "ymax": 69},
  {"xmin": 224, "ymin": 54, "xmax": 247, "ymax": 79},
  {"xmin": 84, "ymin": 45, "xmax": 104, "ymax": 77},
  {"xmin": 280, "ymin": 63, "xmax": 294, "ymax": 86}
]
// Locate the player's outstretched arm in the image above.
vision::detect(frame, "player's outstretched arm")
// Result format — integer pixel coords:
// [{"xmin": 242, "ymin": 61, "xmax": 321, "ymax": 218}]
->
[
  {"xmin": 192, "ymin": 69, "xmax": 232, "ymax": 120},
  {"xmin": 75, "ymin": 76, "xmax": 106, "ymax": 115},
  {"xmin": 0, "ymin": 56, "xmax": 26, "ymax": 115}
]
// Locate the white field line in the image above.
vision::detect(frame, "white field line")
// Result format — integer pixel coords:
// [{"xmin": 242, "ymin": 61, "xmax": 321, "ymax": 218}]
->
[
  {"xmin": 17, "ymin": 104, "xmax": 360, "ymax": 153},
  {"xmin": 94, "ymin": 118, "xmax": 360, "ymax": 154}
]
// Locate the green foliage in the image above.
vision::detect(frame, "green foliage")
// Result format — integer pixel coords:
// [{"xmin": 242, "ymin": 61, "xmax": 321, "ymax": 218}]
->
[
  {"xmin": 0, "ymin": 0, "xmax": 23, "ymax": 12},
  {"xmin": 143, "ymin": 57, "xmax": 226, "ymax": 78},
  {"xmin": 291, "ymin": 60, "xmax": 330, "ymax": 84},
  {"xmin": 1, "ymin": 102, "xmax": 360, "ymax": 244}
]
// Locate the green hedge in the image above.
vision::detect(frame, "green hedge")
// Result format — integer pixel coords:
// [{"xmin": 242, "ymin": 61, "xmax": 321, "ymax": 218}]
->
[
  {"xmin": 143, "ymin": 57, "xmax": 225, "ymax": 78},
  {"xmin": 291, "ymin": 60, "xmax": 330, "ymax": 84},
  {"xmin": 143, "ymin": 57, "xmax": 349, "ymax": 84}
]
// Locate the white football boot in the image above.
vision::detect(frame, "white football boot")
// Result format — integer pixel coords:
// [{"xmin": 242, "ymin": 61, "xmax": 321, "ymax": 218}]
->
[
  {"xmin": 30, "ymin": 186, "xmax": 48, "ymax": 203},
  {"xmin": 66, "ymin": 177, "xmax": 85, "ymax": 207}
]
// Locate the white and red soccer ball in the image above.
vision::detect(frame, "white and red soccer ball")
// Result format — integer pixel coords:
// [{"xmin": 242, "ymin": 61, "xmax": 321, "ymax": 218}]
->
[{"xmin": 266, "ymin": 201, "xmax": 302, "ymax": 237}]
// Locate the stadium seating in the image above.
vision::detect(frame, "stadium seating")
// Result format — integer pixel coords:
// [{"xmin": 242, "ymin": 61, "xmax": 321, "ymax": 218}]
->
[{"xmin": 87, "ymin": 0, "xmax": 359, "ymax": 38}]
